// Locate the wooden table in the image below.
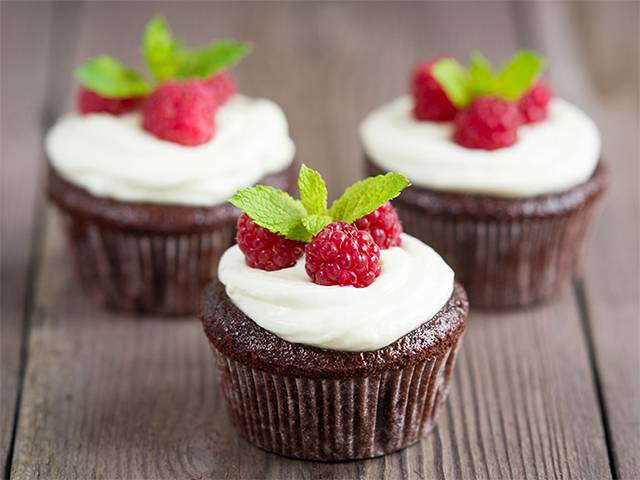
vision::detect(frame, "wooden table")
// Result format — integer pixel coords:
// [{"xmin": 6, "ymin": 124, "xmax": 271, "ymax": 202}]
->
[{"xmin": 1, "ymin": 2, "xmax": 638, "ymax": 479}]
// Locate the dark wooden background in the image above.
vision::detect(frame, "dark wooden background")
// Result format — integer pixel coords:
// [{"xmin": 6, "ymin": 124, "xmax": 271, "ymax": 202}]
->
[{"xmin": 1, "ymin": 2, "xmax": 638, "ymax": 479}]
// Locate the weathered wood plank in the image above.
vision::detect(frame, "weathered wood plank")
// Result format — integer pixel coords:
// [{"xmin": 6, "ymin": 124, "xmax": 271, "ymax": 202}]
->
[
  {"xmin": 514, "ymin": 3, "xmax": 640, "ymax": 478},
  {"xmin": 573, "ymin": 9, "xmax": 640, "ymax": 478},
  {"xmin": 0, "ymin": 2, "xmax": 53, "ymax": 474},
  {"xmin": 582, "ymin": 95, "xmax": 640, "ymax": 480},
  {"xmin": 10, "ymin": 2, "xmax": 614, "ymax": 479}
]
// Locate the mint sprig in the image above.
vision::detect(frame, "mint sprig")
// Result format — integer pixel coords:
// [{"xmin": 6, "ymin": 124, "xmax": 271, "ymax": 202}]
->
[
  {"xmin": 329, "ymin": 173, "xmax": 410, "ymax": 224},
  {"xmin": 432, "ymin": 59, "xmax": 470, "ymax": 109},
  {"xmin": 142, "ymin": 16, "xmax": 185, "ymax": 81},
  {"xmin": 432, "ymin": 49, "xmax": 545, "ymax": 108},
  {"xmin": 229, "ymin": 165, "xmax": 410, "ymax": 243},
  {"xmin": 228, "ymin": 185, "xmax": 307, "ymax": 239},
  {"xmin": 177, "ymin": 41, "xmax": 252, "ymax": 79},
  {"xmin": 143, "ymin": 16, "xmax": 252, "ymax": 81},
  {"xmin": 493, "ymin": 51, "xmax": 545, "ymax": 101},
  {"xmin": 74, "ymin": 56, "xmax": 152, "ymax": 98},
  {"xmin": 75, "ymin": 16, "xmax": 251, "ymax": 98},
  {"xmin": 298, "ymin": 164, "xmax": 328, "ymax": 215}
]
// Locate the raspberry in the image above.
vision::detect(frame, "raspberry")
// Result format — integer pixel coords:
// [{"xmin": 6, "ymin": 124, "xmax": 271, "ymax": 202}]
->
[
  {"xmin": 353, "ymin": 202, "xmax": 403, "ymax": 249},
  {"xmin": 411, "ymin": 59, "xmax": 458, "ymax": 122},
  {"xmin": 236, "ymin": 214, "xmax": 304, "ymax": 271},
  {"xmin": 204, "ymin": 71, "xmax": 236, "ymax": 105},
  {"xmin": 305, "ymin": 222, "xmax": 381, "ymax": 288},
  {"xmin": 142, "ymin": 80, "xmax": 217, "ymax": 146},
  {"xmin": 453, "ymin": 97, "xmax": 522, "ymax": 150},
  {"xmin": 76, "ymin": 88, "xmax": 143, "ymax": 116},
  {"xmin": 518, "ymin": 80, "xmax": 553, "ymax": 124}
]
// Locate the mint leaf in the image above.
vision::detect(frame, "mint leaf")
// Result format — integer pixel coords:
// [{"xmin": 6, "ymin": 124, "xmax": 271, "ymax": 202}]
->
[
  {"xmin": 298, "ymin": 164, "xmax": 328, "ymax": 215},
  {"xmin": 286, "ymin": 221, "xmax": 312, "ymax": 242},
  {"xmin": 494, "ymin": 50, "xmax": 544, "ymax": 101},
  {"xmin": 432, "ymin": 58, "xmax": 470, "ymax": 109},
  {"xmin": 229, "ymin": 185, "xmax": 307, "ymax": 238},
  {"xmin": 468, "ymin": 52, "xmax": 495, "ymax": 96},
  {"xmin": 302, "ymin": 214, "xmax": 333, "ymax": 239},
  {"xmin": 178, "ymin": 41, "xmax": 252, "ymax": 78},
  {"xmin": 142, "ymin": 16, "xmax": 186, "ymax": 81},
  {"xmin": 75, "ymin": 56, "xmax": 151, "ymax": 97},
  {"xmin": 329, "ymin": 173, "xmax": 410, "ymax": 224}
]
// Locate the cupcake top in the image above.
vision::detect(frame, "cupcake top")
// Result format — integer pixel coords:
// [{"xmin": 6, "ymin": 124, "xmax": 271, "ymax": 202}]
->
[
  {"xmin": 360, "ymin": 51, "xmax": 601, "ymax": 198},
  {"xmin": 219, "ymin": 165, "xmax": 455, "ymax": 352},
  {"xmin": 45, "ymin": 16, "xmax": 295, "ymax": 207},
  {"xmin": 219, "ymin": 233, "xmax": 453, "ymax": 351}
]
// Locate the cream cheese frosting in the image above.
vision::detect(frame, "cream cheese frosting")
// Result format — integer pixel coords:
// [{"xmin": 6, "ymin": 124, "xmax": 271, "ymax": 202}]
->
[
  {"xmin": 218, "ymin": 233, "xmax": 454, "ymax": 352},
  {"xmin": 360, "ymin": 95, "xmax": 601, "ymax": 198},
  {"xmin": 46, "ymin": 95, "xmax": 295, "ymax": 206}
]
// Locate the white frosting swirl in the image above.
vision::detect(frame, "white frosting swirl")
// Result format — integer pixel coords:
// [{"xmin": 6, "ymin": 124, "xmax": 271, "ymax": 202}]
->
[
  {"xmin": 218, "ymin": 234, "xmax": 454, "ymax": 352},
  {"xmin": 360, "ymin": 96, "xmax": 601, "ymax": 197},
  {"xmin": 46, "ymin": 95, "xmax": 295, "ymax": 206}
]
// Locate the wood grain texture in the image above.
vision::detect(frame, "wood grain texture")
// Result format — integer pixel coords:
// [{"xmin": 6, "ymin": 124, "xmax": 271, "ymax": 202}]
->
[
  {"xmin": 10, "ymin": 215, "xmax": 613, "ymax": 480},
  {"xmin": 0, "ymin": 3, "xmax": 53, "ymax": 473},
  {"xmin": 5, "ymin": 1, "xmax": 633, "ymax": 479},
  {"xmin": 514, "ymin": 3, "xmax": 640, "ymax": 477},
  {"xmin": 573, "ymin": 8, "xmax": 640, "ymax": 477}
]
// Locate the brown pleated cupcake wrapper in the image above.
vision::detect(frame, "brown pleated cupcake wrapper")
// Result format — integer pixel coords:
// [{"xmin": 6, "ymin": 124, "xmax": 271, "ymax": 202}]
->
[
  {"xmin": 59, "ymin": 212, "xmax": 234, "ymax": 315},
  {"xmin": 396, "ymin": 203, "xmax": 599, "ymax": 308},
  {"xmin": 211, "ymin": 338, "xmax": 462, "ymax": 461}
]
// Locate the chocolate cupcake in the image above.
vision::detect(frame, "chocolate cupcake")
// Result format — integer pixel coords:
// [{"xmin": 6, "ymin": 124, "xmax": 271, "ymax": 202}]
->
[
  {"xmin": 201, "ymin": 166, "xmax": 468, "ymax": 460},
  {"xmin": 46, "ymin": 17, "xmax": 296, "ymax": 315},
  {"xmin": 360, "ymin": 51, "xmax": 608, "ymax": 308}
]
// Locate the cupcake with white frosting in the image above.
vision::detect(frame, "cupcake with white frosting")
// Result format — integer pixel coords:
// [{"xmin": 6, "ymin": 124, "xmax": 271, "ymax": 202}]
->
[
  {"xmin": 201, "ymin": 165, "xmax": 468, "ymax": 460},
  {"xmin": 46, "ymin": 17, "xmax": 295, "ymax": 314},
  {"xmin": 361, "ymin": 50, "xmax": 608, "ymax": 307}
]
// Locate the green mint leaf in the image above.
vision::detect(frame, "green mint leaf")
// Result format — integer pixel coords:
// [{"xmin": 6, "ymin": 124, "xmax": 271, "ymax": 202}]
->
[
  {"xmin": 432, "ymin": 58, "xmax": 470, "ymax": 109},
  {"xmin": 298, "ymin": 164, "xmax": 328, "ymax": 215},
  {"xmin": 74, "ymin": 55, "xmax": 151, "ymax": 98},
  {"xmin": 177, "ymin": 40, "xmax": 252, "ymax": 78},
  {"xmin": 287, "ymin": 221, "xmax": 313, "ymax": 242},
  {"xmin": 468, "ymin": 52, "xmax": 495, "ymax": 96},
  {"xmin": 142, "ymin": 15, "xmax": 186, "ymax": 81},
  {"xmin": 302, "ymin": 214, "xmax": 333, "ymax": 239},
  {"xmin": 229, "ymin": 185, "xmax": 307, "ymax": 238},
  {"xmin": 329, "ymin": 173, "xmax": 411, "ymax": 224},
  {"xmin": 493, "ymin": 50, "xmax": 545, "ymax": 101}
]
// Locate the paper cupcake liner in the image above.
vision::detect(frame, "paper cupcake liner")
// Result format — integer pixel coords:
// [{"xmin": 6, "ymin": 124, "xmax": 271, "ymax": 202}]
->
[
  {"xmin": 396, "ymin": 197, "xmax": 603, "ymax": 308},
  {"xmin": 49, "ymin": 165, "xmax": 295, "ymax": 315},
  {"xmin": 210, "ymin": 338, "xmax": 462, "ymax": 461},
  {"xmin": 59, "ymin": 211, "xmax": 234, "ymax": 315},
  {"xmin": 366, "ymin": 157, "xmax": 607, "ymax": 308}
]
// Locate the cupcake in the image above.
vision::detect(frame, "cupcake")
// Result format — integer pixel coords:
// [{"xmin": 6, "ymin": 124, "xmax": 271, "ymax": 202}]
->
[
  {"xmin": 46, "ymin": 17, "xmax": 296, "ymax": 315},
  {"xmin": 361, "ymin": 51, "xmax": 608, "ymax": 308},
  {"xmin": 201, "ymin": 166, "xmax": 468, "ymax": 460}
]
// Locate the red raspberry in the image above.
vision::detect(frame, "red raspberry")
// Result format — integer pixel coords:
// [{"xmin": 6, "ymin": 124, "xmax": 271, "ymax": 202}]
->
[
  {"xmin": 76, "ymin": 88, "xmax": 143, "ymax": 116},
  {"xmin": 411, "ymin": 59, "xmax": 458, "ymax": 122},
  {"xmin": 305, "ymin": 222, "xmax": 381, "ymax": 288},
  {"xmin": 353, "ymin": 202, "xmax": 403, "ymax": 249},
  {"xmin": 236, "ymin": 214, "xmax": 304, "ymax": 271},
  {"xmin": 204, "ymin": 71, "xmax": 236, "ymax": 105},
  {"xmin": 142, "ymin": 80, "xmax": 217, "ymax": 146},
  {"xmin": 518, "ymin": 80, "xmax": 553, "ymax": 124},
  {"xmin": 453, "ymin": 97, "xmax": 522, "ymax": 150}
]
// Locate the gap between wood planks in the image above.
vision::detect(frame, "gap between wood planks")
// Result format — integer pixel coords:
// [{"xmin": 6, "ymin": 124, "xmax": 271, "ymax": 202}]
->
[
  {"xmin": 574, "ymin": 279, "xmax": 618, "ymax": 480},
  {"xmin": 3, "ymin": 2, "xmax": 86, "ymax": 478}
]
